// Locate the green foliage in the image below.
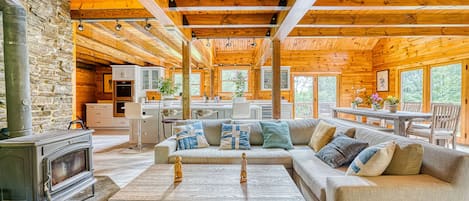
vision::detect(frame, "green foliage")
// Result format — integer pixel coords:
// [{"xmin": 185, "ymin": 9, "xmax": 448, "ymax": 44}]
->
[
  {"xmin": 385, "ymin": 96, "xmax": 400, "ymax": 105},
  {"xmin": 233, "ymin": 71, "xmax": 247, "ymax": 97},
  {"xmin": 157, "ymin": 78, "xmax": 179, "ymax": 96}
]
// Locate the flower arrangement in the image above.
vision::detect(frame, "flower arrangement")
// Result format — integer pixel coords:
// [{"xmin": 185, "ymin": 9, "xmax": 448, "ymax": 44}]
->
[
  {"xmin": 384, "ymin": 95, "xmax": 400, "ymax": 105},
  {"xmin": 368, "ymin": 93, "xmax": 383, "ymax": 110},
  {"xmin": 352, "ymin": 97, "xmax": 363, "ymax": 105}
]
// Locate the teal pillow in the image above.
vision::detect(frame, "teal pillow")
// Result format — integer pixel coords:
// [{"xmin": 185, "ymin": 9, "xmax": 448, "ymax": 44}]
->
[{"xmin": 260, "ymin": 121, "xmax": 293, "ymax": 150}]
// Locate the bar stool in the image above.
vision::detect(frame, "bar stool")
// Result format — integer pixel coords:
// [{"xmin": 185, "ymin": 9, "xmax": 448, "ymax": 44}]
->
[{"xmin": 125, "ymin": 102, "xmax": 152, "ymax": 151}]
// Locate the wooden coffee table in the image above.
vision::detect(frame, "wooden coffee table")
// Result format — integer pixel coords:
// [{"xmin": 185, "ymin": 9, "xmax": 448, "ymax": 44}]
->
[{"xmin": 109, "ymin": 164, "xmax": 305, "ymax": 201}]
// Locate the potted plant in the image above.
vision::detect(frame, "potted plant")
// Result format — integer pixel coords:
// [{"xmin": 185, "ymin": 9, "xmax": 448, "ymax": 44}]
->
[
  {"xmin": 232, "ymin": 71, "xmax": 247, "ymax": 102},
  {"xmin": 368, "ymin": 93, "xmax": 383, "ymax": 111},
  {"xmin": 157, "ymin": 78, "xmax": 179, "ymax": 100},
  {"xmin": 384, "ymin": 95, "xmax": 400, "ymax": 113}
]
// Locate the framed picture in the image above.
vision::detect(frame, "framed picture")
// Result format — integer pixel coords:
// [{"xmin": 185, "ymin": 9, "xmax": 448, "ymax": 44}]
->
[
  {"xmin": 103, "ymin": 73, "xmax": 113, "ymax": 93},
  {"xmin": 376, "ymin": 70, "xmax": 389, "ymax": 92},
  {"xmin": 261, "ymin": 66, "xmax": 290, "ymax": 90}
]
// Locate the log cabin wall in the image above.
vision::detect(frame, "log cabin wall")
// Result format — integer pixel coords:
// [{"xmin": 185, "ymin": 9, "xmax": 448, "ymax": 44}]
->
[
  {"xmin": 372, "ymin": 37, "xmax": 469, "ymax": 144},
  {"xmin": 76, "ymin": 68, "xmax": 96, "ymax": 119},
  {"xmin": 211, "ymin": 50, "xmax": 374, "ymax": 108}
]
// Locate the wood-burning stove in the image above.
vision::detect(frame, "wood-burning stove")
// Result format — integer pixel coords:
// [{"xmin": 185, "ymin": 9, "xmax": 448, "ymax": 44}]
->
[{"xmin": 0, "ymin": 130, "xmax": 95, "ymax": 201}]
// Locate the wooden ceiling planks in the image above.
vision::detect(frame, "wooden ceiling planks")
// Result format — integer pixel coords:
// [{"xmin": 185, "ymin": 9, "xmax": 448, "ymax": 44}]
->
[
  {"xmin": 282, "ymin": 38, "xmax": 380, "ymax": 50},
  {"xmin": 313, "ymin": 0, "xmax": 469, "ymax": 7}
]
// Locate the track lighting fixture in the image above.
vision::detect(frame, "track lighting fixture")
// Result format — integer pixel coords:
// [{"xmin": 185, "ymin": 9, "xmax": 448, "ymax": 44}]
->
[
  {"xmin": 225, "ymin": 38, "xmax": 232, "ymax": 48},
  {"xmin": 77, "ymin": 20, "xmax": 84, "ymax": 31},
  {"xmin": 115, "ymin": 20, "xmax": 122, "ymax": 31},
  {"xmin": 250, "ymin": 38, "xmax": 257, "ymax": 47},
  {"xmin": 144, "ymin": 19, "xmax": 152, "ymax": 31}
]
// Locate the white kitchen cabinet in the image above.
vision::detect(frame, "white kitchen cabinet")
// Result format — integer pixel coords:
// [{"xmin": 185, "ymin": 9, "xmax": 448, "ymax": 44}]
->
[
  {"xmin": 111, "ymin": 65, "xmax": 139, "ymax": 81},
  {"xmin": 86, "ymin": 103, "xmax": 129, "ymax": 128},
  {"xmin": 141, "ymin": 67, "xmax": 164, "ymax": 91}
]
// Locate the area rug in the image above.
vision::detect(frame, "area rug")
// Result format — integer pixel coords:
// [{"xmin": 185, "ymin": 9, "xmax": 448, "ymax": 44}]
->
[{"xmin": 69, "ymin": 176, "xmax": 120, "ymax": 201}]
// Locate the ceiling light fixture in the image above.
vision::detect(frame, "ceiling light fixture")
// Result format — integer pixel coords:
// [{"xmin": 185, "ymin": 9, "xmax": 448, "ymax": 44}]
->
[
  {"xmin": 144, "ymin": 19, "xmax": 152, "ymax": 31},
  {"xmin": 115, "ymin": 20, "xmax": 122, "ymax": 31},
  {"xmin": 225, "ymin": 38, "xmax": 232, "ymax": 48},
  {"xmin": 250, "ymin": 38, "xmax": 257, "ymax": 47},
  {"xmin": 77, "ymin": 20, "xmax": 84, "ymax": 31},
  {"xmin": 206, "ymin": 39, "xmax": 211, "ymax": 47}
]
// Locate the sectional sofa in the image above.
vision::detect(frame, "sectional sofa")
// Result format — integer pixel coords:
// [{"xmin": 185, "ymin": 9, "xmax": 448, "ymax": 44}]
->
[{"xmin": 154, "ymin": 118, "xmax": 469, "ymax": 201}]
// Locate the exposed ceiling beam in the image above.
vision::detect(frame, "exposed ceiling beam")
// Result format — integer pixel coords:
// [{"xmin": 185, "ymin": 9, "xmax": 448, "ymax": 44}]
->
[
  {"xmin": 192, "ymin": 28, "xmax": 269, "ymax": 38},
  {"xmin": 76, "ymin": 34, "xmax": 146, "ymax": 66},
  {"xmin": 272, "ymin": 0, "xmax": 316, "ymax": 41},
  {"xmin": 138, "ymin": 0, "xmax": 192, "ymax": 42},
  {"xmin": 175, "ymin": 6, "xmax": 289, "ymax": 12},
  {"xmin": 183, "ymin": 14, "xmax": 276, "ymax": 28},
  {"xmin": 290, "ymin": 27, "xmax": 469, "ymax": 37},
  {"xmin": 77, "ymin": 53, "xmax": 112, "ymax": 65},
  {"xmin": 76, "ymin": 45, "xmax": 127, "ymax": 64},
  {"xmin": 255, "ymin": 39, "xmax": 271, "ymax": 67},
  {"xmin": 298, "ymin": 13, "xmax": 469, "ymax": 28},
  {"xmin": 76, "ymin": 58, "xmax": 102, "ymax": 66},
  {"xmin": 313, "ymin": 0, "xmax": 469, "ymax": 7},
  {"xmin": 70, "ymin": 9, "xmax": 152, "ymax": 19},
  {"xmin": 170, "ymin": 0, "xmax": 283, "ymax": 7}
]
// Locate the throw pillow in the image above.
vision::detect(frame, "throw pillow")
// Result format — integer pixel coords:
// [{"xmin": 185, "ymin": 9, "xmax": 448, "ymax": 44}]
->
[
  {"xmin": 308, "ymin": 121, "xmax": 336, "ymax": 152},
  {"xmin": 219, "ymin": 123, "xmax": 251, "ymax": 150},
  {"xmin": 260, "ymin": 121, "xmax": 293, "ymax": 150},
  {"xmin": 384, "ymin": 143, "xmax": 423, "ymax": 175},
  {"xmin": 173, "ymin": 121, "xmax": 209, "ymax": 150},
  {"xmin": 346, "ymin": 141, "xmax": 396, "ymax": 176},
  {"xmin": 315, "ymin": 136, "xmax": 368, "ymax": 168}
]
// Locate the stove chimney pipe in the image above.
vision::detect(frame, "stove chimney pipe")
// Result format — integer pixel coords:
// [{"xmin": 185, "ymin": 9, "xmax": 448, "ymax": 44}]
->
[{"xmin": 0, "ymin": 0, "xmax": 32, "ymax": 137}]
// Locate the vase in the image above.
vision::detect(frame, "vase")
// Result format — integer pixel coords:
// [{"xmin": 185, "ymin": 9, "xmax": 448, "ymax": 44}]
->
[
  {"xmin": 371, "ymin": 104, "xmax": 379, "ymax": 111},
  {"xmin": 388, "ymin": 104, "xmax": 398, "ymax": 113},
  {"xmin": 233, "ymin": 97, "xmax": 247, "ymax": 103},
  {"xmin": 351, "ymin": 103, "xmax": 357, "ymax": 109}
]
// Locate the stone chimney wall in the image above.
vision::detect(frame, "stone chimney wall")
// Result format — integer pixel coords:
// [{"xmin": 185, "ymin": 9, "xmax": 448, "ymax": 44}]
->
[{"xmin": 0, "ymin": 0, "xmax": 73, "ymax": 133}]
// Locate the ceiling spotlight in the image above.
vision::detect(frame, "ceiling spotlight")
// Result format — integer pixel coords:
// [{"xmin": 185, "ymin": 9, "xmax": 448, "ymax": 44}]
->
[
  {"xmin": 206, "ymin": 39, "xmax": 211, "ymax": 47},
  {"xmin": 144, "ymin": 19, "xmax": 152, "ymax": 31},
  {"xmin": 115, "ymin": 20, "xmax": 122, "ymax": 31},
  {"xmin": 250, "ymin": 39, "xmax": 257, "ymax": 47},
  {"xmin": 225, "ymin": 38, "xmax": 232, "ymax": 48},
  {"xmin": 77, "ymin": 20, "xmax": 84, "ymax": 31}
]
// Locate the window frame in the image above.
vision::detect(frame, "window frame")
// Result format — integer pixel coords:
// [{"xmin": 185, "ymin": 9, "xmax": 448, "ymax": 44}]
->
[
  {"xmin": 172, "ymin": 71, "xmax": 203, "ymax": 97},
  {"xmin": 260, "ymin": 66, "xmax": 290, "ymax": 91},
  {"xmin": 218, "ymin": 67, "xmax": 250, "ymax": 93}
]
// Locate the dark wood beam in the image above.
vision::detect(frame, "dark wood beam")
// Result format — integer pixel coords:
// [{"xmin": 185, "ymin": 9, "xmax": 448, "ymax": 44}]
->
[
  {"xmin": 70, "ymin": 9, "xmax": 152, "ymax": 20},
  {"xmin": 290, "ymin": 27, "xmax": 469, "ymax": 37},
  {"xmin": 192, "ymin": 28, "xmax": 269, "ymax": 38},
  {"xmin": 271, "ymin": 39, "xmax": 281, "ymax": 119},
  {"xmin": 298, "ymin": 13, "xmax": 469, "ymax": 28},
  {"xmin": 77, "ymin": 53, "xmax": 112, "ymax": 65}
]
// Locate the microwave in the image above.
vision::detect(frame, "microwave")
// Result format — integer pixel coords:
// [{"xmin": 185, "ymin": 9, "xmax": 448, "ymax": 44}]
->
[{"xmin": 115, "ymin": 81, "xmax": 133, "ymax": 98}]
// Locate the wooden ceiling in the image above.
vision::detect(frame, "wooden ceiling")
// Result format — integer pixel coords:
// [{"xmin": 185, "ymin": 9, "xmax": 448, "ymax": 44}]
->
[{"xmin": 70, "ymin": 0, "xmax": 469, "ymax": 68}]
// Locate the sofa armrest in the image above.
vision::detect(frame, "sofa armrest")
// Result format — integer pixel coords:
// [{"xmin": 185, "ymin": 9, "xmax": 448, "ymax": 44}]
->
[
  {"xmin": 154, "ymin": 137, "xmax": 177, "ymax": 164},
  {"xmin": 326, "ymin": 175, "xmax": 453, "ymax": 201}
]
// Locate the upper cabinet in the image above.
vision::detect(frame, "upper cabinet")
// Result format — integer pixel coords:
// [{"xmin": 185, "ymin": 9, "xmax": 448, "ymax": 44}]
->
[
  {"xmin": 141, "ymin": 67, "xmax": 165, "ymax": 91},
  {"xmin": 261, "ymin": 66, "xmax": 290, "ymax": 91},
  {"xmin": 111, "ymin": 65, "xmax": 139, "ymax": 81}
]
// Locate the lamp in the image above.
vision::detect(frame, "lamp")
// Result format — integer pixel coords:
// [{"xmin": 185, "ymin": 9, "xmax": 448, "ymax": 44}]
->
[
  {"xmin": 77, "ymin": 20, "xmax": 84, "ymax": 31},
  {"xmin": 115, "ymin": 20, "xmax": 122, "ymax": 31},
  {"xmin": 144, "ymin": 19, "xmax": 152, "ymax": 31}
]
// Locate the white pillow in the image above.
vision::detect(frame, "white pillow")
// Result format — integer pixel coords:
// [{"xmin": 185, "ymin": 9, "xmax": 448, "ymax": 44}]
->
[{"xmin": 346, "ymin": 141, "xmax": 396, "ymax": 176}]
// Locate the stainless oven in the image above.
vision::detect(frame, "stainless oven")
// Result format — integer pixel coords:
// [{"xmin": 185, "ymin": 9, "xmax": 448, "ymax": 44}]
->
[{"xmin": 115, "ymin": 81, "xmax": 133, "ymax": 98}]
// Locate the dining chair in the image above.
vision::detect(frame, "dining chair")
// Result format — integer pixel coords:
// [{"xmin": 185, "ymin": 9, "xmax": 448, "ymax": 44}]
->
[
  {"xmin": 406, "ymin": 103, "xmax": 461, "ymax": 149},
  {"xmin": 232, "ymin": 102, "xmax": 251, "ymax": 119},
  {"xmin": 160, "ymin": 109, "xmax": 182, "ymax": 139},
  {"xmin": 195, "ymin": 109, "xmax": 219, "ymax": 119}
]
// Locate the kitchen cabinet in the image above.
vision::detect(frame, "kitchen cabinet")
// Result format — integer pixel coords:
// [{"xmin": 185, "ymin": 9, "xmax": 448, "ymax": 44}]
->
[
  {"xmin": 141, "ymin": 67, "xmax": 164, "ymax": 91},
  {"xmin": 111, "ymin": 65, "xmax": 139, "ymax": 81},
  {"xmin": 86, "ymin": 103, "xmax": 129, "ymax": 128}
]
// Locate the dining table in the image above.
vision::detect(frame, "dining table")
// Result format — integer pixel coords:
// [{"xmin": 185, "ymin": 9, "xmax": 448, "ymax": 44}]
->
[{"xmin": 332, "ymin": 107, "xmax": 432, "ymax": 136}]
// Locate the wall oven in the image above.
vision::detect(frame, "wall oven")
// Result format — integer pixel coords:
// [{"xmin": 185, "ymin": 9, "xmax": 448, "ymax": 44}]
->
[{"xmin": 115, "ymin": 81, "xmax": 133, "ymax": 98}]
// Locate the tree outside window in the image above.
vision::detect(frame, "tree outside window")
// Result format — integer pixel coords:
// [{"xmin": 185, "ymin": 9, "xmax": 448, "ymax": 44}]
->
[
  {"xmin": 221, "ymin": 70, "xmax": 248, "ymax": 92},
  {"xmin": 173, "ymin": 73, "xmax": 201, "ymax": 96}
]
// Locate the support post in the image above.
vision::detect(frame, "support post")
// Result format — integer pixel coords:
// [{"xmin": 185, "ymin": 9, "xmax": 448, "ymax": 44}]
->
[
  {"xmin": 182, "ymin": 41, "xmax": 191, "ymax": 119},
  {"xmin": 272, "ymin": 39, "xmax": 281, "ymax": 119}
]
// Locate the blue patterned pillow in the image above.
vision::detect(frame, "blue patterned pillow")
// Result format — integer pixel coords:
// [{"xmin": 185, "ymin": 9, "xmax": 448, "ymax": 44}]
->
[
  {"xmin": 315, "ymin": 136, "xmax": 368, "ymax": 168},
  {"xmin": 219, "ymin": 123, "xmax": 251, "ymax": 150},
  {"xmin": 346, "ymin": 141, "xmax": 396, "ymax": 176},
  {"xmin": 173, "ymin": 121, "xmax": 209, "ymax": 150}
]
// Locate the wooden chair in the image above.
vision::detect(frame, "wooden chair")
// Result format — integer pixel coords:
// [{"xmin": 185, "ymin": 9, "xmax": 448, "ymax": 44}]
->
[
  {"xmin": 406, "ymin": 103, "xmax": 461, "ymax": 149},
  {"xmin": 401, "ymin": 102, "xmax": 422, "ymax": 112},
  {"xmin": 232, "ymin": 102, "xmax": 251, "ymax": 119},
  {"xmin": 161, "ymin": 109, "xmax": 181, "ymax": 139}
]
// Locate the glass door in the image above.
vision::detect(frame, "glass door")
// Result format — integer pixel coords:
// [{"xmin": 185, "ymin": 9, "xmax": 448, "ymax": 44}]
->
[
  {"xmin": 293, "ymin": 76, "xmax": 314, "ymax": 119},
  {"xmin": 318, "ymin": 76, "xmax": 337, "ymax": 118}
]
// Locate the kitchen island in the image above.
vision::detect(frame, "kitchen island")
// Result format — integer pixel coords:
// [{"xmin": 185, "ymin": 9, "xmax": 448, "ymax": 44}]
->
[{"xmin": 129, "ymin": 100, "xmax": 292, "ymax": 144}]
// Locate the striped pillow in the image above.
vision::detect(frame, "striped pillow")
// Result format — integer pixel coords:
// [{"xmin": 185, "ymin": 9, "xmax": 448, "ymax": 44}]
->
[
  {"xmin": 219, "ymin": 123, "xmax": 251, "ymax": 150},
  {"xmin": 346, "ymin": 140, "xmax": 396, "ymax": 176},
  {"xmin": 174, "ymin": 121, "xmax": 209, "ymax": 150}
]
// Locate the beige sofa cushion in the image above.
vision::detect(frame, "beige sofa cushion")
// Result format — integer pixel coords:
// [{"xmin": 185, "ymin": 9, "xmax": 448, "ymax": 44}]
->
[
  {"xmin": 168, "ymin": 146, "xmax": 293, "ymax": 168},
  {"xmin": 308, "ymin": 121, "xmax": 336, "ymax": 152},
  {"xmin": 384, "ymin": 143, "xmax": 423, "ymax": 175},
  {"xmin": 290, "ymin": 146, "xmax": 345, "ymax": 201}
]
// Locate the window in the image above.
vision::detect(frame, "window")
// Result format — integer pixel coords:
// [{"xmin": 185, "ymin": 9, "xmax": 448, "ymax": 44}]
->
[
  {"xmin": 431, "ymin": 63, "xmax": 462, "ymax": 105},
  {"xmin": 400, "ymin": 69, "xmax": 423, "ymax": 104},
  {"xmin": 221, "ymin": 69, "xmax": 248, "ymax": 92},
  {"xmin": 318, "ymin": 76, "xmax": 337, "ymax": 118},
  {"xmin": 173, "ymin": 73, "xmax": 201, "ymax": 96},
  {"xmin": 261, "ymin": 66, "xmax": 290, "ymax": 90}
]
